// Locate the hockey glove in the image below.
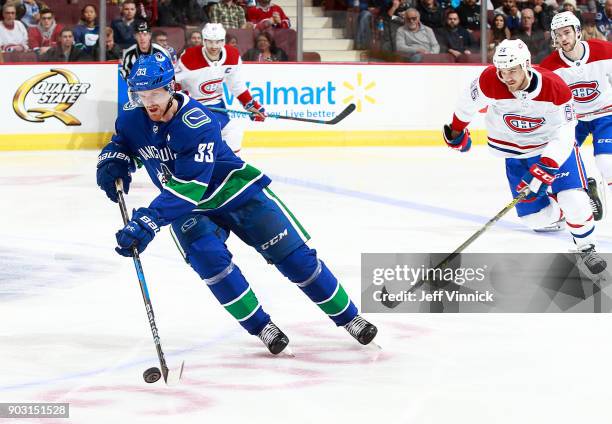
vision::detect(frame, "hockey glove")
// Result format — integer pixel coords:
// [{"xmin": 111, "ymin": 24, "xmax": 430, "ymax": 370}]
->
[
  {"xmin": 115, "ymin": 208, "xmax": 161, "ymax": 257},
  {"xmin": 245, "ymin": 100, "xmax": 267, "ymax": 122},
  {"xmin": 443, "ymin": 124, "xmax": 472, "ymax": 152},
  {"xmin": 516, "ymin": 158, "xmax": 559, "ymax": 201},
  {"xmin": 97, "ymin": 151, "xmax": 133, "ymax": 203}
]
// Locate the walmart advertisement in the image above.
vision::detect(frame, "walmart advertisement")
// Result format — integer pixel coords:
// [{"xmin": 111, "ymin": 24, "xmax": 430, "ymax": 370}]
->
[{"xmin": 1, "ymin": 62, "xmax": 488, "ymax": 150}]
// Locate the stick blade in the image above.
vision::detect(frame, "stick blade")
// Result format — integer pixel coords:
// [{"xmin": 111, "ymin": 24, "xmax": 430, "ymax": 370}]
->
[
  {"xmin": 327, "ymin": 103, "xmax": 356, "ymax": 125},
  {"xmin": 163, "ymin": 361, "xmax": 185, "ymax": 386}
]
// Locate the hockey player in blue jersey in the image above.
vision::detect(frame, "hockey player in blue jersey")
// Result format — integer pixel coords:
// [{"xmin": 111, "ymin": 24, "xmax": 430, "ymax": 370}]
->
[{"xmin": 96, "ymin": 53, "xmax": 377, "ymax": 354}]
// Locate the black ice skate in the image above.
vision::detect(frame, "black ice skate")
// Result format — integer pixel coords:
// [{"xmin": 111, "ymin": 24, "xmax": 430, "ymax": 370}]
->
[
  {"xmin": 587, "ymin": 177, "xmax": 606, "ymax": 221},
  {"xmin": 344, "ymin": 315, "xmax": 378, "ymax": 345},
  {"xmin": 257, "ymin": 322, "xmax": 289, "ymax": 355},
  {"xmin": 578, "ymin": 244, "xmax": 607, "ymax": 275}
]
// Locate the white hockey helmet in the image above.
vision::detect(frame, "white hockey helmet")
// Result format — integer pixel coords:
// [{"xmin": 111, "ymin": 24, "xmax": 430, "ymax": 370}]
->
[
  {"xmin": 550, "ymin": 11, "xmax": 582, "ymax": 45},
  {"xmin": 202, "ymin": 23, "xmax": 226, "ymax": 41},
  {"xmin": 493, "ymin": 39, "xmax": 531, "ymax": 72}
]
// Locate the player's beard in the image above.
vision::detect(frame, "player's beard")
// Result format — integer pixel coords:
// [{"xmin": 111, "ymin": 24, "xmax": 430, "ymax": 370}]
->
[{"xmin": 145, "ymin": 104, "xmax": 164, "ymax": 121}]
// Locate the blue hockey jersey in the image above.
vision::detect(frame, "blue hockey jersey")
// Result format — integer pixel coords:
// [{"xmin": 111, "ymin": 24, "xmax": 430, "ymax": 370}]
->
[{"xmin": 101, "ymin": 92, "xmax": 271, "ymax": 226}]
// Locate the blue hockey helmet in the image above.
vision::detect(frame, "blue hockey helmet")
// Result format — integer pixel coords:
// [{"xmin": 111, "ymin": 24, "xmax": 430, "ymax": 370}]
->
[{"xmin": 127, "ymin": 52, "xmax": 175, "ymax": 105}]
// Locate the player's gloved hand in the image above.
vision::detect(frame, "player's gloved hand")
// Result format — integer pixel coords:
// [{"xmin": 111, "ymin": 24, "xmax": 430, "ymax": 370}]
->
[
  {"xmin": 516, "ymin": 158, "xmax": 559, "ymax": 201},
  {"xmin": 245, "ymin": 100, "xmax": 267, "ymax": 122},
  {"xmin": 97, "ymin": 152, "xmax": 133, "ymax": 203},
  {"xmin": 115, "ymin": 208, "xmax": 161, "ymax": 257},
  {"xmin": 443, "ymin": 124, "xmax": 472, "ymax": 152}
]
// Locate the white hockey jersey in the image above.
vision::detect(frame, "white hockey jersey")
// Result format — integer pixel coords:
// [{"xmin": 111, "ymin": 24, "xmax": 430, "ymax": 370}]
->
[
  {"xmin": 451, "ymin": 66, "xmax": 576, "ymax": 167},
  {"xmin": 175, "ymin": 45, "xmax": 253, "ymax": 107},
  {"xmin": 540, "ymin": 39, "xmax": 612, "ymax": 122}
]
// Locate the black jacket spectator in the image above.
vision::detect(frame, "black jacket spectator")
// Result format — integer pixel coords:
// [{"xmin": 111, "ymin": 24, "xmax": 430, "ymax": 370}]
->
[
  {"xmin": 40, "ymin": 28, "xmax": 90, "ymax": 62},
  {"xmin": 531, "ymin": 0, "xmax": 554, "ymax": 32},
  {"xmin": 417, "ymin": 0, "xmax": 444, "ymax": 29},
  {"xmin": 91, "ymin": 27, "xmax": 123, "ymax": 61},
  {"xmin": 515, "ymin": 8, "xmax": 550, "ymax": 63},
  {"xmin": 456, "ymin": 0, "xmax": 480, "ymax": 31},
  {"xmin": 111, "ymin": 1, "xmax": 140, "ymax": 49},
  {"xmin": 436, "ymin": 11, "xmax": 476, "ymax": 58}
]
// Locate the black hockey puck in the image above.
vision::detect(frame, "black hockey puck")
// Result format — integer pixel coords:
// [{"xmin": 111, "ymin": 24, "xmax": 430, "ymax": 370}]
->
[{"xmin": 143, "ymin": 367, "xmax": 162, "ymax": 383}]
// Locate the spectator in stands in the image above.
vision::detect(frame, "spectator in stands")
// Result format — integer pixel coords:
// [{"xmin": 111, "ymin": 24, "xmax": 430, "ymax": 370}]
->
[
  {"xmin": 120, "ymin": 20, "xmax": 169, "ymax": 79},
  {"xmin": 92, "ymin": 27, "xmax": 123, "ymax": 61},
  {"xmin": 189, "ymin": 30, "xmax": 204, "ymax": 46},
  {"xmin": 596, "ymin": 0, "xmax": 612, "ymax": 37},
  {"xmin": 0, "ymin": 3, "xmax": 28, "ymax": 51},
  {"xmin": 209, "ymin": 0, "xmax": 252, "ymax": 29},
  {"xmin": 28, "ymin": 8, "xmax": 62, "ymax": 55},
  {"xmin": 456, "ymin": 0, "xmax": 480, "ymax": 31},
  {"xmin": 495, "ymin": 0, "xmax": 521, "ymax": 32},
  {"xmin": 515, "ymin": 7, "xmax": 550, "ymax": 62},
  {"xmin": 242, "ymin": 31, "xmax": 288, "ymax": 61},
  {"xmin": 112, "ymin": 0, "xmax": 139, "ymax": 49},
  {"xmin": 416, "ymin": 0, "xmax": 444, "ymax": 29},
  {"xmin": 531, "ymin": 0, "xmax": 554, "ymax": 31},
  {"xmin": 225, "ymin": 32, "xmax": 238, "ymax": 48},
  {"xmin": 381, "ymin": 0, "xmax": 410, "ymax": 51},
  {"xmin": 559, "ymin": 0, "xmax": 582, "ymax": 22},
  {"xmin": 486, "ymin": 13, "xmax": 510, "ymax": 60},
  {"xmin": 73, "ymin": 4, "xmax": 99, "ymax": 54},
  {"xmin": 582, "ymin": 21, "xmax": 606, "ymax": 39},
  {"xmin": 40, "ymin": 28, "xmax": 90, "ymax": 61},
  {"xmin": 247, "ymin": 0, "xmax": 290, "ymax": 30},
  {"xmin": 152, "ymin": 29, "xmax": 178, "ymax": 63},
  {"xmin": 396, "ymin": 8, "xmax": 440, "ymax": 62},
  {"xmin": 19, "ymin": 0, "xmax": 40, "ymax": 27},
  {"xmin": 353, "ymin": 0, "xmax": 378, "ymax": 50},
  {"xmin": 437, "ymin": 10, "xmax": 475, "ymax": 59}
]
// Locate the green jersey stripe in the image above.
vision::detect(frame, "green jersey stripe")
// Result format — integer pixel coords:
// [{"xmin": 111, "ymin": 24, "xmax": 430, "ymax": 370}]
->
[
  {"xmin": 223, "ymin": 287, "xmax": 260, "ymax": 321},
  {"xmin": 165, "ymin": 176, "xmax": 208, "ymax": 205},
  {"xmin": 317, "ymin": 284, "xmax": 350, "ymax": 316},
  {"xmin": 196, "ymin": 164, "xmax": 264, "ymax": 211},
  {"xmin": 263, "ymin": 187, "xmax": 310, "ymax": 242}
]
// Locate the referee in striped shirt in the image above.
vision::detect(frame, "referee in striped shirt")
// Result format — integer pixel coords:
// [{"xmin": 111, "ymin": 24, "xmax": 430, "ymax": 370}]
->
[{"xmin": 120, "ymin": 20, "xmax": 170, "ymax": 79}]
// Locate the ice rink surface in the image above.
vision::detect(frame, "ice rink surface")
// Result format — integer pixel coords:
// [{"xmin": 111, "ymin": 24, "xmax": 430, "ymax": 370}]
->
[{"xmin": 2, "ymin": 146, "xmax": 612, "ymax": 424}]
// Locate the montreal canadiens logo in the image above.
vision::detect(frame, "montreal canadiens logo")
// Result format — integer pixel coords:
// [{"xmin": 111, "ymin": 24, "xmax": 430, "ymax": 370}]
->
[
  {"xmin": 503, "ymin": 114, "xmax": 546, "ymax": 133},
  {"xmin": 568, "ymin": 81, "xmax": 600, "ymax": 103},
  {"xmin": 199, "ymin": 78, "xmax": 223, "ymax": 96}
]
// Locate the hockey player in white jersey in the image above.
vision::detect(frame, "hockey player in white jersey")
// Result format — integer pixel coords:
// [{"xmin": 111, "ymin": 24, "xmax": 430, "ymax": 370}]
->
[
  {"xmin": 444, "ymin": 39, "xmax": 606, "ymax": 273},
  {"xmin": 175, "ymin": 23, "xmax": 266, "ymax": 152},
  {"xmin": 540, "ymin": 12, "xmax": 612, "ymax": 221}
]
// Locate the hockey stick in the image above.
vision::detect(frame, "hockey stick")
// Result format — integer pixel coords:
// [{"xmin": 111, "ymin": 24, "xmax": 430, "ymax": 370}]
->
[
  {"xmin": 115, "ymin": 180, "xmax": 184, "ymax": 385},
  {"xmin": 208, "ymin": 103, "xmax": 356, "ymax": 125},
  {"xmin": 381, "ymin": 190, "xmax": 529, "ymax": 308},
  {"xmin": 576, "ymin": 106, "xmax": 612, "ymax": 120}
]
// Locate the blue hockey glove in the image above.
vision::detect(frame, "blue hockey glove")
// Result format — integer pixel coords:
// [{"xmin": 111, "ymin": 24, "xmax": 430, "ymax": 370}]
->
[
  {"xmin": 97, "ymin": 151, "xmax": 133, "ymax": 203},
  {"xmin": 443, "ymin": 124, "xmax": 472, "ymax": 152},
  {"xmin": 115, "ymin": 208, "xmax": 161, "ymax": 257},
  {"xmin": 245, "ymin": 100, "xmax": 267, "ymax": 122},
  {"xmin": 516, "ymin": 158, "xmax": 559, "ymax": 201}
]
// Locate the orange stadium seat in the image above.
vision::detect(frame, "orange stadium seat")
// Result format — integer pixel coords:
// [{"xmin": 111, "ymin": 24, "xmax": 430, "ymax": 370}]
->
[
  {"xmin": 456, "ymin": 53, "xmax": 484, "ymax": 63},
  {"xmin": 421, "ymin": 53, "xmax": 456, "ymax": 63},
  {"xmin": 3, "ymin": 51, "xmax": 37, "ymax": 62},
  {"xmin": 303, "ymin": 51, "xmax": 321, "ymax": 62},
  {"xmin": 269, "ymin": 28, "xmax": 296, "ymax": 61},
  {"xmin": 226, "ymin": 28, "xmax": 255, "ymax": 55}
]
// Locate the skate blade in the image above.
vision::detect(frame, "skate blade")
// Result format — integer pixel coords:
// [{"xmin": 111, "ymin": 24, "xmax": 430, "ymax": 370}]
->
[
  {"xmin": 163, "ymin": 361, "xmax": 185, "ymax": 386},
  {"xmin": 367, "ymin": 341, "xmax": 382, "ymax": 350},
  {"xmin": 280, "ymin": 347, "xmax": 295, "ymax": 357}
]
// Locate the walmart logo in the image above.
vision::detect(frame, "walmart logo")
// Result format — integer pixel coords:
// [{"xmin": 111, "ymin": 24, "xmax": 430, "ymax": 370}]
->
[{"xmin": 342, "ymin": 72, "xmax": 376, "ymax": 112}]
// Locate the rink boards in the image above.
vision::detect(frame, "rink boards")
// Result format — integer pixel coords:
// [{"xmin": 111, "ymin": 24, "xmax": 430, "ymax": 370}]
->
[{"xmin": 0, "ymin": 62, "xmax": 491, "ymax": 150}]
